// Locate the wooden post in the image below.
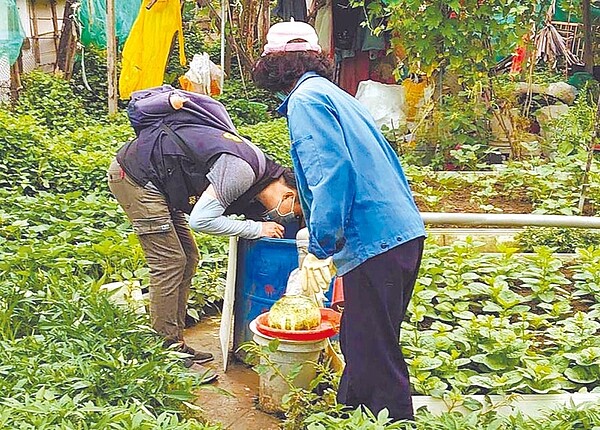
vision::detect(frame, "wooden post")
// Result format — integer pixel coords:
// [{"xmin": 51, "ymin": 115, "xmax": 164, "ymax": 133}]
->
[
  {"xmin": 28, "ymin": 0, "xmax": 41, "ymax": 66},
  {"xmin": 106, "ymin": 0, "xmax": 118, "ymax": 113},
  {"xmin": 258, "ymin": 0, "xmax": 269, "ymax": 49},
  {"xmin": 578, "ymin": 91, "xmax": 600, "ymax": 214},
  {"xmin": 9, "ymin": 53, "xmax": 23, "ymax": 104},
  {"xmin": 582, "ymin": 0, "xmax": 594, "ymax": 74},
  {"xmin": 49, "ymin": 0, "xmax": 60, "ymax": 53},
  {"xmin": 55, "ymin": 0, "xmax": 78, "ymax": 78},
  {"xmin": 220, "ymin": 0, "xmax": 226, "ymax": 93}
]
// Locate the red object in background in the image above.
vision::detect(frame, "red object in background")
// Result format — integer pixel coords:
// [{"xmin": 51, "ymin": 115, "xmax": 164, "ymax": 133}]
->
[
  {"xmin": 255, "ymin": 308, "xmax": 341, "ymax": 341},
  {"xmin": 511, "ymin": 45, "xmax": 527, "ymax": 74},
  {"xmin": 332, "ymin": 277, "xmax": 345, "ymax": 311}
]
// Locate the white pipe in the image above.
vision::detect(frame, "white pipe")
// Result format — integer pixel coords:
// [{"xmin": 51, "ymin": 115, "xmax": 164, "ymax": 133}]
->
[{"xmin": 421, "ymin": 212, "xmax": 600, "ymax": 229}]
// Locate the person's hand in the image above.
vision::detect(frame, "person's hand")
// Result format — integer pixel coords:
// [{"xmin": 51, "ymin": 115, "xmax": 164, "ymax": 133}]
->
[
  {"xmin": 169, "ymin": 93, "xmax": 189, "ymax": 110},
  {"xmin": 260, "ymin": 221, "xmax": 284, "ymax": 238},
  {"xmin": 300, "ymin": 253, "xmax": 336, "ymax": 296}
]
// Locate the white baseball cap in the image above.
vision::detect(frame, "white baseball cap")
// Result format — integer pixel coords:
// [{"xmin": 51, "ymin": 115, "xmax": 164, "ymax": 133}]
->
[{"xmin": 262, "ymin": 20, "xmax": 322, "ymax": 56}]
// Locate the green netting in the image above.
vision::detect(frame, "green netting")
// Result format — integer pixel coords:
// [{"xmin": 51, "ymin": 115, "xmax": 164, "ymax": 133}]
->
[
  {"xmin": 554, "ymin": 0, "xmax": 600, "ymax": 22},
  {"xmin": 0, "ymin": 0, "xmax": 25, "ymax": 66},
  {"xmin": 78, "ymin": 0, "xmax": 142, "ymax": 48}
]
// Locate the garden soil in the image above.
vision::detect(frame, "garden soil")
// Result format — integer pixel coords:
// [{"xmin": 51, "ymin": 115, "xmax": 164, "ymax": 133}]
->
[{"xmin": 185, "ymin": 316, "xmax": 282, "ymax": 429}]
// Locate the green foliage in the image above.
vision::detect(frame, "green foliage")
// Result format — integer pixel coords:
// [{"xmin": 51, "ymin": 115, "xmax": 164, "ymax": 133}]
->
[
  {"xmin": 544, "ymin": 89, "xmax": 598, "ymax": 157},
  {"xmin": 359, "ymin": 0, "xmax": 536, "ymax": 82},
  {"xmin": 238, "ymin": 118, "xmax": 292, "ymax": 166},
  {"xmin": 188, "ymin": 233, "xmax": 229, "ymax": 322},
  {"xmin": 0, "ymin": 106, "xmax": 132, "ymax": 195},
  {"xmin": 403, "ymin": 240, "xmax": 600, "ymax": 396},
  {"xmin": 408, "ymin": 92, "xmax": 495, "ymax": 170},
  {"xmin": 70, "ymin": 46, "xmax": 121, "ymax": 117},
  {"xmin": 216, "ymin": 77, "xmax": 279, "ymax": 126},
  {"xmin": 16, "ymin": 70, "xmax": 92, "ymax": 132},
  {"xmin": 0, "ymin": 187, "xmax": 220, "ymax": 428},
  {"xmin": 517, "ymin": 228, "xmax": 600, "ymax": 253}
]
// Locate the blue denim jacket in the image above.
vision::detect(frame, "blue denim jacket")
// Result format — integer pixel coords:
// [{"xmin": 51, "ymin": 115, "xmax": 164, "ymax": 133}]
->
[{"xmin": 278, "ymin": 72, "xmax": 426, "ymax": 275}]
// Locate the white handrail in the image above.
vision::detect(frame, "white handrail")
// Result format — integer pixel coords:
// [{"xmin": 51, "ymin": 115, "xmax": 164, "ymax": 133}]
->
[{"xmin": 421, "ymin": 212, "xmax": 600, "ymax": 229}]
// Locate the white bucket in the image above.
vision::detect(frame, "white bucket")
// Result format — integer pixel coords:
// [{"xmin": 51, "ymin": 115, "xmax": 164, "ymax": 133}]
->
[{"xmin": 250, "ymin": 320, "xmax": 326, "ymax": 413}]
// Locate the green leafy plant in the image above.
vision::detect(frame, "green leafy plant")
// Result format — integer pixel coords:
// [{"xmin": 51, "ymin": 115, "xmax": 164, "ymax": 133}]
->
[
  {"xmin": 238, "ymin": 118, "xmax": 292, "ymax": 166},
  {"xmin": 517, "ymin": 228, "xmax": 600, "ymax": 253}
]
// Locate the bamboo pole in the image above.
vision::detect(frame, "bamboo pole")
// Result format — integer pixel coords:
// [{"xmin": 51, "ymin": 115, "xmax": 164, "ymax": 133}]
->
[
  {"xmin": 578, "ymin": 92, "xmax": 600, "ymax": 214},
  {"xmin": 581, "ymin": 0, "xmax": 594, "ymax": 73},
  {"xmin": 9, "ymin": 53, "xmax": 23, "ymax": 103},
  {"xmin": 220, "ymin": 0, "xmax": 226, "ymax": 93},
  {"xmin": 106, "ymin": 0, "xmax": 118, "ymax": 113},
  {"xmin": 28, "ymin": 0, "xmax": 41, "ymax": 65},
  {"xmin": 49, "ymin": 0, "xmax": 60, "ymax": 53}
]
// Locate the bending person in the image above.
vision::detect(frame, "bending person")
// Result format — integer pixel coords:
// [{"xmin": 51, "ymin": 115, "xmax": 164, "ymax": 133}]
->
[{"xmin": 107, "ymin": 85, "xmax": 302, "ymax": 376}]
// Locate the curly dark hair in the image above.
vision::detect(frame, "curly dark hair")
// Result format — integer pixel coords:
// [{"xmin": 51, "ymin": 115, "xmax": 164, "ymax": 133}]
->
[{"xmin": 252, "ymin": 51, "xmax": 334, "ymax": 93}]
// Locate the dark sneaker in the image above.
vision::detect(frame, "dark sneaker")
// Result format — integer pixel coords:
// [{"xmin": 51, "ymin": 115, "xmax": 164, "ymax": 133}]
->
[
  {"xmin": 164, "ymin": 340, "xmax": 214, "ymax": 365},
  {"xmin": 179, "ymin": 344, "xmax": 214, "ymax": 365}
]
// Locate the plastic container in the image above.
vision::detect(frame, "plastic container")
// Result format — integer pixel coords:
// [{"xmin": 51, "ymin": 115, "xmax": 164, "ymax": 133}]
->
[
  {"xmin": 255, "ymin": 308, "xmax": 341, "ymax": 341},
  {"xmin": 250, "ymin": 319, "xmax": 326, "ymax": 413},
  {"xmin": 233, "ymin": 238, "xmax": 333, "ymax": 355}
]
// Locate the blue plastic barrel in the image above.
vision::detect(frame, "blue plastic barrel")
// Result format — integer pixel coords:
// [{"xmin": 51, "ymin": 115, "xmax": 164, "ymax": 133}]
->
[{"xmin": 233, "ymin": 237, "xmax": 332, "ymax": 354}]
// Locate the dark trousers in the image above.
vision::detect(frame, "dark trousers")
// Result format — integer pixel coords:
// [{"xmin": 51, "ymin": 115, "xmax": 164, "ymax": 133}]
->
[{"xmin": 337, "ymin": 237, "xmax": 424, "ymax": 421}]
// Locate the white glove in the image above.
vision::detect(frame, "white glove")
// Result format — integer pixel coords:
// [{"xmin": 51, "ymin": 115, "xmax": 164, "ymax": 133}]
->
[{"xmin": 300, "ymin": 253, "xmax": 336, "ymax": 297}]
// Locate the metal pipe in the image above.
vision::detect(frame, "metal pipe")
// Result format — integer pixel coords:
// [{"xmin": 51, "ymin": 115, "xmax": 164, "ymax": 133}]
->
[{"xmin": 421, "ymin": 212, "xmax": 600, "ymax": 229}]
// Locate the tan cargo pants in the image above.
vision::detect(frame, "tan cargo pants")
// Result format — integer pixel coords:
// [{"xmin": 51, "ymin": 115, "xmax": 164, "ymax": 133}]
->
[{"xmin": 107, "ymin": 159, "xmax": 199, "ymax": 343}]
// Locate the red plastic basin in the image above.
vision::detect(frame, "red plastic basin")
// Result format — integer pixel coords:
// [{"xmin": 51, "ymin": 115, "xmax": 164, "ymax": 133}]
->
[{"xmin": 254, "ymin": 308, "xmax": 341, "ymax": 341}]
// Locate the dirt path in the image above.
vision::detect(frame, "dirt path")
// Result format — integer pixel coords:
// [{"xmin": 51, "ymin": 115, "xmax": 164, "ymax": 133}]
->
[{"xmin": 185, "ymin": 316, "xmax": 282, "ymax": 430}]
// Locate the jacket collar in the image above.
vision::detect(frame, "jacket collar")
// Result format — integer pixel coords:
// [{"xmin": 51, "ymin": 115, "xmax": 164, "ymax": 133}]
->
[{"xmin": 276, "ymin": 71, "xmax": 320, "ymax": 116}]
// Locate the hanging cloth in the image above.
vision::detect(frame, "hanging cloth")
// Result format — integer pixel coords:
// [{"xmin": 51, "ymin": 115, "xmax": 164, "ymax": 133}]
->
[
  {"xmin": 119, "ymin": 0, "xmax": 185, "ymax": 99},
  {"xmin": 274, "ymin": 0, "xmax": 308, "ymax": 21},
  {"xmin": 78, "ymin": 0, "xmax": 142, "ymax": 48},
  {"xmin": 314, "ymin": 0, "xmax": 333, "ymax": 57},
  {"xmin": 333, "ymin": 0, "xmax": 360, "ymax": 51},
  {"xmin": 0, "ymin": 0, "xmax": 25, "ymax": 65}
]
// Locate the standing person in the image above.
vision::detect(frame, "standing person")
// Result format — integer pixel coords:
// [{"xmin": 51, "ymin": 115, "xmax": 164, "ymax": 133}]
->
[
  {"xmin": 107, "ymin": 85, "xmax": 302, "ymax": 378},
  {"xmin": 252, "ymin": 22, "xmax": 426, "ymax": 421}
]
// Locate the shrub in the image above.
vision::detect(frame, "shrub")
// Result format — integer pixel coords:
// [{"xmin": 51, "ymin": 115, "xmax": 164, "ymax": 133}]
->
[
  {"xmin": 238, "ymin": 118, "xmax": 292, "ymax": 166},
  {"xmin": 16, "ymin": 70, "xmax": 92, "ymax": 132},
  {"xmin": 517, "ymin": 227, "xmax": 600, "ymax": 253}
]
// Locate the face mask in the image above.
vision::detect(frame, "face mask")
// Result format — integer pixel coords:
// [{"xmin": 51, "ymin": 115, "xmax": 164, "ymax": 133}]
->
[
  {"xmin": 262, "ymin": 195, "xmax": 299, "ymax": 225},
  {"xmin": 275, "ymin": 91, "xmax": 288, "ymax": 101}
]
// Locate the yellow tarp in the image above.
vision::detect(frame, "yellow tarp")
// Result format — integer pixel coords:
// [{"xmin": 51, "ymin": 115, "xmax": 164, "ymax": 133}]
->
[{"xmin": 119, "ymin": 0, "xmax": 185, "ymax": 99}]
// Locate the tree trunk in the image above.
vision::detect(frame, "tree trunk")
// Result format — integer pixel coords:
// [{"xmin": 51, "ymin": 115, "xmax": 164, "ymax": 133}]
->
[
  {"xmin": 582, "ymin": 0, "xmax": 594, "ymax": 74},
  {"xmin": 55, "ymin": 0, "xmax": 77, "ymax": 78}
]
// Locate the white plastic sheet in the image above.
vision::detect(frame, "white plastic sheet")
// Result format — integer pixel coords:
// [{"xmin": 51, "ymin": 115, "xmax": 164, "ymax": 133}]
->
[
  {"xmin": 355, "ymin": 80, "xmax": 407, "ymax": 129},
  {"xmin": 181, "ymin": 53, "xmax": 224, "ymax": 95}
]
